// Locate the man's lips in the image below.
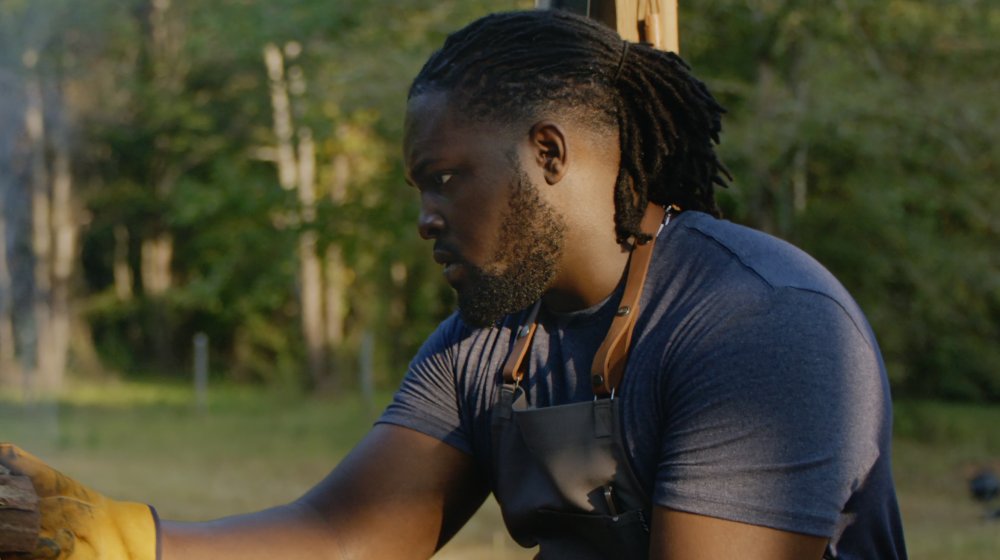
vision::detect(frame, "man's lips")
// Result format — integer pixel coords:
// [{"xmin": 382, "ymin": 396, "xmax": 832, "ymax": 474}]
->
[
  {"xmin": 432, "ymin": 248, "xmax": 455, "ymax": 266},
  {"xmin": 433, "ymin": 246, "xmax": 466, "ymax": 285}
]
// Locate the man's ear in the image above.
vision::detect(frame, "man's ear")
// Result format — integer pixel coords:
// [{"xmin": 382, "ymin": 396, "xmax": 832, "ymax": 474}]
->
[{"xmin": 529, "ymin": 121, "xmax": 568, "ymax": 185}]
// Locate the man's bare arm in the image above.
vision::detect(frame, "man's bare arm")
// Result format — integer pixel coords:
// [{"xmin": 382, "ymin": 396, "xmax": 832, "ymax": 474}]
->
[
  {"xmin": 163, "ymin": 424, "xmax": 488, "ymax": 559},
  {"xmin": 649, "ymin": 507, "xmax": 829, "ymax": 560}
]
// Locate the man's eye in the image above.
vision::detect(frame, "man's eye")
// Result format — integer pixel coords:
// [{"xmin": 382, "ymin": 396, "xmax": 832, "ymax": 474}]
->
[{"xmin": 434, "ymin": 173, "xmax": 454, "ymax": 186}]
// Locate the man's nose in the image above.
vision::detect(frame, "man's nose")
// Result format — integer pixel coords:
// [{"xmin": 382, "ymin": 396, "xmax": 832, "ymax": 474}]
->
[{"xmin": 418, "ymin": 205, "xmax": 445, "ymax": 240}]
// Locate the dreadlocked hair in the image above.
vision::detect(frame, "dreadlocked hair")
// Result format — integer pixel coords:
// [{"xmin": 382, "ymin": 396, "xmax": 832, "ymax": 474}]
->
[{"xmin": 409, "ymin": 10, "xmax": 731, "ymax": 244}]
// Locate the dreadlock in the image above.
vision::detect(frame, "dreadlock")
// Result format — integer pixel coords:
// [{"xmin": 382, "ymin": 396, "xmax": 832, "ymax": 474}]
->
[{"xmin": 409, "ymin": 10, "xmax": 731, "ymax": 244}]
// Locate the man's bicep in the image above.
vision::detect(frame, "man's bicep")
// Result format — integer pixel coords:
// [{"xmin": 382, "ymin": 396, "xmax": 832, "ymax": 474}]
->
[
  {"xmin": 650, "ymin": 507, "xmax": 828, "ymax": 560},
  {"xmin": 654, "ymin": 291, "xmax": 886, "ymax": 538},
  {"xmin": 299, "ymin": 424, "xmax": 488, "ymax": 558}
]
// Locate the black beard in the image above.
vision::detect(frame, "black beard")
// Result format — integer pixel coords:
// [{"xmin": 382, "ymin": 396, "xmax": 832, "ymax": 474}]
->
[{"xmin": 456, "ymin": 169, "xmax": 565, "ymax": 328}]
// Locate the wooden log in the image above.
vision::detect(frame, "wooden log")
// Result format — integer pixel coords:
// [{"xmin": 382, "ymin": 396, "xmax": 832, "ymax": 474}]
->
[{"xmin": 0, "ymin": 472, "xmax": 40, "ymax": 553}]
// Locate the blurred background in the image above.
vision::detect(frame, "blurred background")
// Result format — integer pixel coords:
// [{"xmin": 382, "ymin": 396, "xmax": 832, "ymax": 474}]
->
[{"xmin": 1, "ymin": 0, "xmax": 998, "ymax": 558}]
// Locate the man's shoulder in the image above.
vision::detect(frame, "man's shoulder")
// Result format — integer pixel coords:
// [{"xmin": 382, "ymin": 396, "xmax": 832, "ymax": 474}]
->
[
  {"xmin": 666, "ymin": 211, "xmax": 852, "ymax": 301},
  {"xmin": 414, "ymin": 308, "xmax": 530, "ymax": 373},
  {"xmin": 419, "ymin": 311, "xmax": 496, "ymax": 356},
  {"xmin": 649, "ymin": 211, "xmax": 878, "ymax": 353}
]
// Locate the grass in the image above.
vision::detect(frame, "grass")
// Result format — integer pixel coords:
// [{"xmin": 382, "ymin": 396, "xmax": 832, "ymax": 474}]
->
[
  {"xmin": 891, "ymin": 400, "xmax": 1000, "ymax": 559},
  {"xmin": 3, "ymin": 381, "xmax": 999, "ymax": 559},
  {"xmin": 1, "ymin": 380, "xmax": 531, "ymax": 558}
]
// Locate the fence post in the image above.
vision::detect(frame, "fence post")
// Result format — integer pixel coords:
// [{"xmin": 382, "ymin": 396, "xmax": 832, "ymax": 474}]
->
[
  {"xmin": 193, "ymin": 332, "xmax": 208, "ymax": 412},
  {"xmin": 360, "ymin": 330, "xmax": 375, "ymax": 421}
]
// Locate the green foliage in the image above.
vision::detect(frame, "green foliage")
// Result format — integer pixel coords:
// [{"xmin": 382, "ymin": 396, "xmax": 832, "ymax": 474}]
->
[
  {"xmin": 684, "ymin": 0, "xmax": 1000, "ymax": 400},
  {"xmin": 894, "ymin": 399, "xmax": 1000, "ymax": 449},
  {"xmin": 6, "ymin": 0, "xmax": 996, "ymax": 400},
  {"xmin": 62, "ymin": 0, "xmax": 529, "ymax": 385}
]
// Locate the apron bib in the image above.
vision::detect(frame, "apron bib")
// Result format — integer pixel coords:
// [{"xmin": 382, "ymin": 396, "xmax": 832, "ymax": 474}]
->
[
  {"xmin": 491, "ymin": 386, "xmax": 651, "ymax": 559},
  {"xmin": 490, "ymin": 204, "xmax": 671, "ymax": 559}
]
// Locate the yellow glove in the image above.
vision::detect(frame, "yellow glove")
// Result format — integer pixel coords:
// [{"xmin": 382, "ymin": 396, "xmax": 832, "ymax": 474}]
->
[{"xmin": 0, "ymin": 444, "xmax": 159, "ymax": 560}]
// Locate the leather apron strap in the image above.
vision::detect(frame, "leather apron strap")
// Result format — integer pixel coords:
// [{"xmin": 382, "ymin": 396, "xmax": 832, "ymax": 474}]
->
[
  {"xmin": 501, "ymin": 203, "xmax": 670, "ymax": 395},
  {"xmin": 590, "ymin": 204, "xmax": 667, "ymax": 397},
  {"xmin": 502, "ymin": 300, "xmax": 542, "ymax": 385}
]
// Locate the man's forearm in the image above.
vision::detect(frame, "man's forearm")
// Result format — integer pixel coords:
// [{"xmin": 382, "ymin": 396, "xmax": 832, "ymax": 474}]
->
[{"xmin": 161, "ymin": 500, "xmax": 343, "ymax": 560}]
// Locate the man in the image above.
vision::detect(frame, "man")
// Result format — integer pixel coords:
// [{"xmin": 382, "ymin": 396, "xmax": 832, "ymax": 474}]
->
[{"xmin": 1, "ymin": 10, "xmax": 906, "ymax": 559}]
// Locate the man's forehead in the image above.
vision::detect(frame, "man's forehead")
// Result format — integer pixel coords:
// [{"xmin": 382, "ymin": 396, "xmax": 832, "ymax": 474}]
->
[
  {"xmin": 404, "ymin": 91, "xmax": 513, "ymax": 163},
  {"xmin": 404, "ymin": 91, "xmax": 455, "ymax": 139}
]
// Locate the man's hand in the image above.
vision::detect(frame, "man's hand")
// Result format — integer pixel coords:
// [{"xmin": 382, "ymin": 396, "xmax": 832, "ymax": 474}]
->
[{"xmin": 0, "ymin": 444, "xmax": 158, "ymax": 560}]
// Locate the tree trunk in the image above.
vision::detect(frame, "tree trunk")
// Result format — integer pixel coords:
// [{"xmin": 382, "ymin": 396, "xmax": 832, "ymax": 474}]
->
[
  {"xmin": 792, "ymin": 143, "xmax": 809, "ymax": 214},
  {"xmin": 264, "ymin": 42, "xmax": 330, "ymax": 388},
  {"xmin": 0, "ymin": 68, "xmax": 36, "ymax": 395},
  {"xmin": 323, "ymin": 152, "xmax": 350, "ymax": 379},
  {"xmin": 324, "ymin": 246, "xmax": 346, "ymax": 351},
  {"xmin": 296, "ymin": 128, "xmax": 326, "ymax": 387},
  {"xmin": 113, "ymin": 225, "xmax": 134, "ymax": 300},
  {"xmin": 21, "ymin": 48, "xmax": 79, "ymax": 392},
  {"xmin": 140, "ymin": 233, "xmax": 173, "ymax": 296},
  {"xmin": 0, "ymin": 211, "xmax": 18, "ymax": 387},
  {"xmin": 141, "ymin": 232, "xmax": 174, "ymax": 369},
  {"xmin": 0, "ymin": 69, "xmax": 17, "ymax": 387},
  {"xmin": 138, "ymin": 0, "xmax": 181, "ymax": 372},
  {"xmin": 263, "ymin": 43, "xmax": 298, "ymax": 191},
  {"xmin": 24, "ymin": 51, "xmax": 58, "ymax": 392},
  {"xmin": 48, "ymin": 132, "xmax": 75, "ymax": 387}
]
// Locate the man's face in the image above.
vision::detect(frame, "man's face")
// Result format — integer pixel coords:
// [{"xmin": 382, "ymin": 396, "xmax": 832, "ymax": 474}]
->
[{"xmin": 403, "ymin": 91, "xmax": 566, "ymax": 327}]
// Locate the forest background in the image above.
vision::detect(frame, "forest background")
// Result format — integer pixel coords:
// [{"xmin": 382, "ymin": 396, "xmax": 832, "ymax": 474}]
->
[{"xmin": 0, "ymin": 0, "xmax": 997, "ymax": 402}]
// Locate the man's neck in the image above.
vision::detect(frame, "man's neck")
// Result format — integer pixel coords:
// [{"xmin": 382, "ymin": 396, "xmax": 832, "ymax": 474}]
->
[{"xmin": 542, "ymin": 241, "xmax": 631, "ymax": 312}]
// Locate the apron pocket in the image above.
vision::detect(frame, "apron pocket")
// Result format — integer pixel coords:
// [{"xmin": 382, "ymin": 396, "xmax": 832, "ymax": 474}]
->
[{"xmin": 534, "ymin": 508, "xmax": 650, "ymax": 560}]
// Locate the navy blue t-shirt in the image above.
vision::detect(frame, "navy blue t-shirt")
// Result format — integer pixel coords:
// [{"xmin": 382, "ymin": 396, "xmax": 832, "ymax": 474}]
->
[{"xmin": 379, "ymin": 211, "xmax": 907, "ymax": 558}]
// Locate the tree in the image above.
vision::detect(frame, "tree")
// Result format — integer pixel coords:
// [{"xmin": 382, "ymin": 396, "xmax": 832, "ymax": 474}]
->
[
  {"xmin": 0, "ymin": 0, "xmax": 98, "ymax": 392},
  {"xmin": 683, "ymin": 0, "xmax": 1000, "ymax": 400}
]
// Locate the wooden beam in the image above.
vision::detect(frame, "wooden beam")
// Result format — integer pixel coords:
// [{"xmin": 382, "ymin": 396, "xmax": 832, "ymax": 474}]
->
[
  {"xmin": 538, "ymin": 0, "xmax": 680, "ymax": 53},
  {"xmin": 609, "ymin": 0, "xmax": 679, "ymax": 53}
]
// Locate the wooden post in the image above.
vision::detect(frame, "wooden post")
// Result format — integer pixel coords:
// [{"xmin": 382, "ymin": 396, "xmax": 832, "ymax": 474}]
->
[
  {"xmin": 633, "ymin": 0, "xmax": 679, "ymax": 53},
  {"xmin": 537, "ymin": 0, "xmax": 680, "ymax": 53}
]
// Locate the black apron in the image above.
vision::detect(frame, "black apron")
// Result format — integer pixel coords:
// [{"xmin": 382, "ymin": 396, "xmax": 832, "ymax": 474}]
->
[{"xmin": 490, "ymin": 205, "xmax": 670, "ymax": 560}]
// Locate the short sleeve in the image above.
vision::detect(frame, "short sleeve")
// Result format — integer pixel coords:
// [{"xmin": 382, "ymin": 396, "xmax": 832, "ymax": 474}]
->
[
  {"xmin": 377, "ymin": 314, "xmax": 476, "ymax": 455},
  {"xmin": 653, "ymin": 287, "xmax": 889, "ymax": 538}
]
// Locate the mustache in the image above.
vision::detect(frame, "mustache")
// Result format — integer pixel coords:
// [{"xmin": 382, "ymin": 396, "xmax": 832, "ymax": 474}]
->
[{"xmin": 432, "ymin": 242, "xmax": 468, "ymax": 265}]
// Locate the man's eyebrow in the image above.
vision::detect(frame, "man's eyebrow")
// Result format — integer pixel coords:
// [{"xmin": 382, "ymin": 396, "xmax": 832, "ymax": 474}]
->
[{"xmin": 407, "ymin": 157, "xmax": 439, "ymax": 184}]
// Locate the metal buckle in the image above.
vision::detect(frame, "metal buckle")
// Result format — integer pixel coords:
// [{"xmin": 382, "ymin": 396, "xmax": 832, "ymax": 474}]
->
[{"xmin": 593, "ymin": 387, "xmax": 615, "ymax": 401}]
